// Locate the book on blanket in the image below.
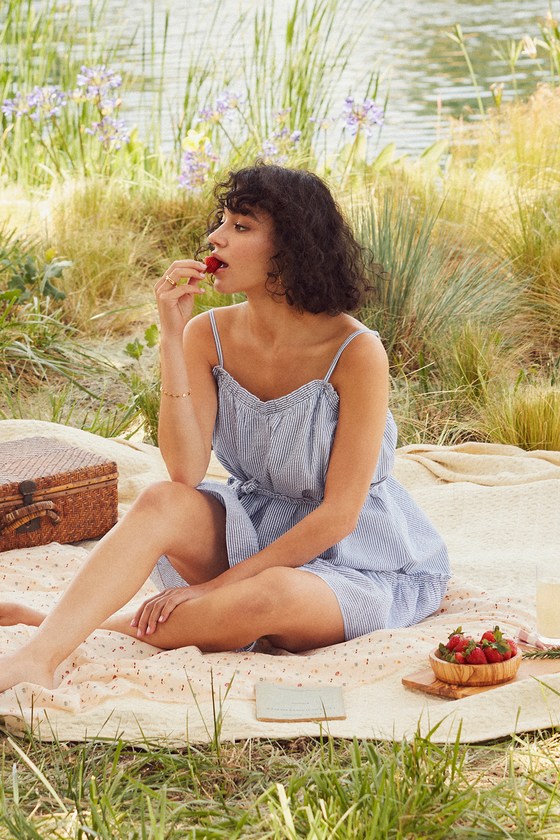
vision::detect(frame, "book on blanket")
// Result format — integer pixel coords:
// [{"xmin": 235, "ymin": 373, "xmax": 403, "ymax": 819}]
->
[{"xmin": 255, "ymin": 683, "xmax": 346, "ymax": 722}]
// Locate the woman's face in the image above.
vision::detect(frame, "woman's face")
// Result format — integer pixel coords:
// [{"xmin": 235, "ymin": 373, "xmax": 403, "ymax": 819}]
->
[{"xmin": 207, "ymin": 206, "xmax": 278, "ymax": 296}]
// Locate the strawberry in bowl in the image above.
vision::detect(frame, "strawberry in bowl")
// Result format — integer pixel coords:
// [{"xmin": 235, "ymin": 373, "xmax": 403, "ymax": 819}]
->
[{"xmin": 430, "ymin": 626, "xmax": 521, "ymax": 686}]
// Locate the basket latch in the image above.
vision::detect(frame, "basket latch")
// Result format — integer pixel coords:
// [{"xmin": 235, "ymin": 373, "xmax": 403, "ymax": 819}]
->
[{"xmin": 0, "ymin": 480, "xmax": 61, "ymax": 536}]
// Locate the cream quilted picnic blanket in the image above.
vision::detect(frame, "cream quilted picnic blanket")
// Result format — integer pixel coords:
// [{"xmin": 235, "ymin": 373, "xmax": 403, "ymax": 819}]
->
[{"xmin": 0, "ymin": 419, "xmax": 559, "ymax": 745}]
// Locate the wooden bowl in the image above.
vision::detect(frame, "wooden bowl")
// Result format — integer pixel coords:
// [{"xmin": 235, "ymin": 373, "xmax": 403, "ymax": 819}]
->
[{"xmin": 429, "ymin": 649, "xmax": 522, "ymax": 686}]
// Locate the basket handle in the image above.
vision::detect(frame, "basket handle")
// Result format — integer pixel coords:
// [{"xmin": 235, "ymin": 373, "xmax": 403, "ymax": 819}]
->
[{"xmin": 0, "ymin": 501, "xmax": 60, "ymax": 534}]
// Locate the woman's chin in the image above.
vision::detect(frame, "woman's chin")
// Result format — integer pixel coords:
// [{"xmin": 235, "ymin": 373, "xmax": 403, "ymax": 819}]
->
[{"xmin": 213, "ymin": 272, "xmax": 239, "ymax": 294}]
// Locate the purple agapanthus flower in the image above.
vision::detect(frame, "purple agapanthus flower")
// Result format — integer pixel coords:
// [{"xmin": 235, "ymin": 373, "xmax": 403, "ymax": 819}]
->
[
  {"xmin": 341, "ymin": 96, "xmax": 384, "ymax": 137},
  {"xmin": 215, "ymin": 89, "xmax": 244, "ymax": 112},
  {"xmin": 76, "ymin": 65, "xmax": 122, "ymax": 110},
  {"xmin": 85, "ymin": 115, "xmax": 130, "ymax": 149},
  {"xmin": 259, "ymin": 113, "xmax": 302, "ymax": 164},
  {"xmin": 261, "ymin": 139, "xmax": 280, "ymax": 159},
  {"xmin": 178, "ymin": 142, "xmax": 218, "ymax": 190},
  {"xmin": 2, "ymin": 86, "xmax": 67, "ymax": 121},
  {"xmin": 178, "ymin": 151, "xmax": 211, "ymax": 190},
  {"xmin": 2, "ymin": 92, "xmax": 29, "ymax": 119},
  {"xmin": 197, "ymin": 89, "xmax": 245, "ymax": 124}
]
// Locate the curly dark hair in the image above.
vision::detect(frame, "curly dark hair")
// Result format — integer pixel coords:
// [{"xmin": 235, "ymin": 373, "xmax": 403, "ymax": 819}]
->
[{"xmin": 206, "ymin": 162, "xmax": 370, "ymax": 315}]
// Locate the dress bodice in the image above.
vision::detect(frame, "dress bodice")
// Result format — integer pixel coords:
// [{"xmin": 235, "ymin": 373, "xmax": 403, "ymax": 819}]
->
[{"xmin": 211, "ymin": 364, "xmax": 398, "ymax": 503}]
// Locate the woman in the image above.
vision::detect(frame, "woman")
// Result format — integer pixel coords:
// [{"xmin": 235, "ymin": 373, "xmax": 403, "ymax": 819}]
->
[{"xmin": 0, "ymin": 164, "xmax": 449, "ymax": 692}]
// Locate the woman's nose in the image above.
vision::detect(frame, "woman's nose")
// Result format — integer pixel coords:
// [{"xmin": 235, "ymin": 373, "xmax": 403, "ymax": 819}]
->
[{"xmin": 208, "ymin": 225, "xmax": 226, "ymax": 246}]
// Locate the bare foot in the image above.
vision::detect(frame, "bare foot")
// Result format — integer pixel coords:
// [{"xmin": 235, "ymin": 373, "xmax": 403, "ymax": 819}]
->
[
  {"xmin": 0, "ymin": 650, "xmax": 55, "ymax": 692},
  {"xmin": 0, "ymin": 602, "xmax": 46, "ymax": 627}
]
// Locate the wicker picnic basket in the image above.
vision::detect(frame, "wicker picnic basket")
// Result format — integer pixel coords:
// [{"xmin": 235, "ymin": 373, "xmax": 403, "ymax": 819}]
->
[{"xmin": 0, "ymin": 437, "xmax": 118, "ymax": 551}]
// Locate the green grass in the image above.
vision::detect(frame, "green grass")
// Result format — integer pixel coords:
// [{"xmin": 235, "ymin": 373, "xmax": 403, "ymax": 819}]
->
[
  {"xmin": 2, "ymin": 729, "xmax": 560, "ymax": 837},
  {"xmin": 481, "ymin": 381, "xmax": 560, "ymax": 451}
]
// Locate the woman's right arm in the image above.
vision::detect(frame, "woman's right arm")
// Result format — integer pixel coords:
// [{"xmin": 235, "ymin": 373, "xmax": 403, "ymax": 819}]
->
[{"xmin": 154, "ymin": 260, "xmax": 219, "ymax": 486}]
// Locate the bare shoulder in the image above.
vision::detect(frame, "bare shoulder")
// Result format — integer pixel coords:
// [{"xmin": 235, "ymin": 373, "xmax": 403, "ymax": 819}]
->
[
  {"xmin": 328, "ymin": 324, "xmax": 388, "ymax": 407},
  {"xmin": 186, "ymin": 305, "xmax": 243, "ymax": 333},
  {"xmin": 334, "ymin": 324, "xmax": 388, "ymax": 377},
  {"xmin": 182, "ymin": 309, "xmax": 217, "ymax": 364},
  {"xmin": 185, "ymin": 305, "xmax": 236, "ymax": 347},
  {"xmin": 184, "ymin": 309, "xmax": 213, "ymax": 344},
  {"xmin": 183, "ymin": 305, "xmax": 244, "ymax": 365}
]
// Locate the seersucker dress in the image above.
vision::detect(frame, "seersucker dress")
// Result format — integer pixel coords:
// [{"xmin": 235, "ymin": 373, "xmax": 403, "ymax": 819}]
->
[{"xmin": 151, "ymin": 309, "xmax": 450, "ymax": 641}]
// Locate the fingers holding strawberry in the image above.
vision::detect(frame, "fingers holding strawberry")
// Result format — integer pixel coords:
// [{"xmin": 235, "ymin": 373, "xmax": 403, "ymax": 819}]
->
[
  {"xmin": 154, "ymin": 259, "xmax": 208, "ymax": 333},
  {"xmin": 155, "ymin": 259, "xmax": 207, "ymax": 293}
]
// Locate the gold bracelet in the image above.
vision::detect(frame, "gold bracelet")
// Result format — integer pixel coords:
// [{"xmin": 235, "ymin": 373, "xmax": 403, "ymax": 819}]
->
[{"xmin": 160, "ymin": 385, "xmax": 191, "ymax": 398}]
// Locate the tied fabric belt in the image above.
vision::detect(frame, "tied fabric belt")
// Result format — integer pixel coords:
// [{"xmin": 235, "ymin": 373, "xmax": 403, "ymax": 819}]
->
[
  {"xmin": 230, "ymin": 477, "xmax": 320, "ymax": 503},
  {"xmin": 229, "ymin": 476, "xmax": 386, "ymax": 503}
]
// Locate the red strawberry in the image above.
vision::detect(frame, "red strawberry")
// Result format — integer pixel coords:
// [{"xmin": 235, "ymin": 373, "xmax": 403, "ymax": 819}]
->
[
  {"xmin": 484, "ymin": 646, "xmax": 504, "ymax": 664},
  {"xmin": 505, "ymin": 638, "xmax": 518, "ymax": 657},
  {"xmin": 481, "ymin": 629, "xmax": 497, "ymax": 643},
  {"xmin": 204, "ymin": 255, "xmax": 222, "ymax": 274},
  {"xmin": 465, "ymin": 646, "xmax": 487, "ymax": 665},
  {"xmin": 446, "ymin": 627, "xmax": 464, "ymax": 651},
  {"xmin": 453, "ymin": 637, "xmax": 473, "ymax": 653},
  {"xmin": 453, "ymin": 651, "xmax": 466, "ymax": 664}
]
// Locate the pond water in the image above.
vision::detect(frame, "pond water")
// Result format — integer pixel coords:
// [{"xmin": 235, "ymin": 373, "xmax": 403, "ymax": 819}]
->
[{"xmin": 106, "ymin": 0, "xmax": 552, "ymax": 155}]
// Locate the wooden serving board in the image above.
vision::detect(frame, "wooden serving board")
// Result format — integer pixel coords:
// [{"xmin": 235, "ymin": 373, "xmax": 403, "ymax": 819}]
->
[{"xmin": 402, "ymin": 652, "xmax": 560, "ymax": 700}]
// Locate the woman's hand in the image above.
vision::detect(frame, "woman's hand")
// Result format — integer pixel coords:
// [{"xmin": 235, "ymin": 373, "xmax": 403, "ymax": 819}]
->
[
  {"xmin": 154, "ymin": 259, "xmax": 207, "ymax": 336},
  {"xmin": 130, "ymin": 583, "xmax": 214, "ymax": 637}
]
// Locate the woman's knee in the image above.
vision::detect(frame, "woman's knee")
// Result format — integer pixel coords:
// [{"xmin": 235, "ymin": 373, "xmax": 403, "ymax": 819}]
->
[
  {"xmin": 132, "ymin": 481, "xmax": 194, "ymax": 518},
  {"xmin": 129, "ymin": 483, "xmax": 226, "ymax": 571},
  {"xmin": 248, "ymin": 567, "xmax": 302, "ymax": 612},
  {"xmin": 247, "ymin": 567, "xmax": 345, "ymax": 648}
]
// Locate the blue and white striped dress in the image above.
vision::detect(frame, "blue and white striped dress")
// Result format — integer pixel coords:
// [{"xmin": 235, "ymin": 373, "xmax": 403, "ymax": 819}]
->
[{"xmin": 152, "ymin": 309, "xmax": 450, "ymax": 640}]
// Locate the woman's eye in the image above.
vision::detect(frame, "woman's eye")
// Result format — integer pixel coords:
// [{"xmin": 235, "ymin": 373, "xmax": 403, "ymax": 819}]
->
[{"xmin": 234, "ymin": 222, "xmax": 248, "ymax": 231}]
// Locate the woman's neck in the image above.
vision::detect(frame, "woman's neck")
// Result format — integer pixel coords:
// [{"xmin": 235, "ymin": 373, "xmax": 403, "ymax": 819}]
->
[{"xmin": 242, "ymin": 295, "xmax": 335, "ymax": 350}]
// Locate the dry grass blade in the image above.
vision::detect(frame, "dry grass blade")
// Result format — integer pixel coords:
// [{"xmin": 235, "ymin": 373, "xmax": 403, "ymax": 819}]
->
[{"xmin": 7, "ymin": 736, "xmax": 68, "ymax": 814}]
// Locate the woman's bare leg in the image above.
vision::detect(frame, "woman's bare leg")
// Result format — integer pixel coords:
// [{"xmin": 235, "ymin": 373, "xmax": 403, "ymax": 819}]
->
[
  {"xmin": 0, "ymin": 572, "xmax": 345, "ymax": 653},
  {"xmin": 89, "ymin": 567, "xmax": 345, "ymax": 653},
  {"xmin": 0, "ymin": 484, "xmax": 346, "ymax": 693},
  {"xmin": 0, "ymin": 603, "xmax": 122, "ymax": 631},
  {"xmin": 0, "ymin": 603, "xmax": 45, "ymax": 627},
  {"xmin": 0, "ymin": 481, "xmax": 229, "ymax": 692}
]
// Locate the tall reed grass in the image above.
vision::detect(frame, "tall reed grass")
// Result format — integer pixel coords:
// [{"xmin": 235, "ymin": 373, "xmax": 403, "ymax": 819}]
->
[
  {"xmin": 440, "ymin": 84, "xmax": 560, "ymax": 347},
  {"xmin": 482, "ymin": 382, "xmax": 560, "ymax": 450},
  {"xmin": 353, "ymin": 189, "xmax": 523, "ymax": 367},
  {"xmin": 0, "ymin": 0, "xmax": 558, "ymax": 451}
]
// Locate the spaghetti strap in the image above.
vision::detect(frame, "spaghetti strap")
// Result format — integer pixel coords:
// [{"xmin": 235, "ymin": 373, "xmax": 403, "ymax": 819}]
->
[
  {"xmin": 208, "ymin": 309, "xmax": 224, "ymax": 367},
  {"xmin": 324, "ymin": 329, "xmax": 373, "ymax": 382}
]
